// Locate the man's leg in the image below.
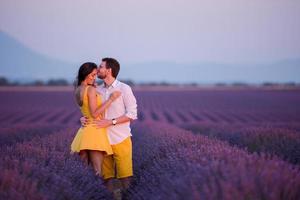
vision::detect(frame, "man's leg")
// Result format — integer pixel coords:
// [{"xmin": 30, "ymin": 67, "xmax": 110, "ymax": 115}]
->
[
  {"xmin": 113, "ymin": 137, "xmax": 133, "ymax": 190},
  {"xmin": 102, "ymin": 155, "xmax": 115, "ymax": 192},
  {"xmin": 103, "ymin": 178, "xmax": 114, "ymax": 192},
  {"xmin": 120, "ymin": 177, "xmax": 131, "ymax": 190}
]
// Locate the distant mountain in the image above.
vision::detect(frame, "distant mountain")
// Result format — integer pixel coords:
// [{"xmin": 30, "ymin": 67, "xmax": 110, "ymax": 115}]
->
[
  {"xmin": 0, "ymin": 31, "xmax": 76, "ymax": 82},
  {"xmin": 1, "ymin": 31, "xmax": 299, "ymax": 84},
  {"xmin": 120, "ymin": 59, "xmax": 300, "ymax": 84}
]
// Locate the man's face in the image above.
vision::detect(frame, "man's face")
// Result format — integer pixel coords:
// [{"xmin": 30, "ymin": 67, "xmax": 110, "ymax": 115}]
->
[{"xmin": 97, "ymin": 61, "xmax": 110, "ymax": 79}]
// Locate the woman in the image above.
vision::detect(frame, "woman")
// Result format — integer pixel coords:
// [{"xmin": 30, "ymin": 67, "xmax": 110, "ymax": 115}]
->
[{"xmin": 71, "ymin": 62, "xmax": 120, "ymax": 177}]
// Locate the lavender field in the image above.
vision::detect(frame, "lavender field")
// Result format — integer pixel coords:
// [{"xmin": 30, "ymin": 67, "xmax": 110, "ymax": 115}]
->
[{"xmin": 1, "ymin": 87, "xmax": 300, "ymax": 200}]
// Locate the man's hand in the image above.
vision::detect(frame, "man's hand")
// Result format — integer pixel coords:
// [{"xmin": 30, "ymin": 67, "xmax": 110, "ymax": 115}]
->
[
  {"xmin": 92, "ymin": 119, "xmax": 112, "ymax": 128},
  {"xmin": 80, "ymin": 116, "xmax": 90, "ymax": 127}
]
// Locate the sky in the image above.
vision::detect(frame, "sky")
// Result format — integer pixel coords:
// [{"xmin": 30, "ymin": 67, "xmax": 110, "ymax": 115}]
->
[{"xmin": 0, "ymin": 0, "xmax": 300, "ymax": 83}]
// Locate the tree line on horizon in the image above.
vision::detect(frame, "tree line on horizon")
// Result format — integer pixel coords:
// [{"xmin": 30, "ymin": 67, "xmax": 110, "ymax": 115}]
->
[{"xmin": 0, "ymin": 76, "xmax": 299, "ymax": 87}]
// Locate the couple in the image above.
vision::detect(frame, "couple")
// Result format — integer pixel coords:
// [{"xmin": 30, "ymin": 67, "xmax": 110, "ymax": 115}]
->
[{"xmin": 70, "ymin": 58, "xmax": 137, "ymax": 196}]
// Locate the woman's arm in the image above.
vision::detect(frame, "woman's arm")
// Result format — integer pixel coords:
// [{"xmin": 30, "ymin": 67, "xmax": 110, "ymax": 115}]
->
[{"xmin": 87, "ymin": 87, "xmax": 120, "ymax": 118}]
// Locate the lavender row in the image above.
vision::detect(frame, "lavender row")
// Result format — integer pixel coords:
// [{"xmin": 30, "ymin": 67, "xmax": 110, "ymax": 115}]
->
[
  {"xmin": 128, "ymin": 122, "xmax": 300, "ymax": 200},
  {"xmin": 0, "ymin": 108, "xmax": 81, "ymax": 126},
  {"xmin": 138, "ymin": 108, "xmax": 300, "ymax": 125},
  {"xmin": 0, "ymin": 125, "xmax": 64, "ymax": 146},
  {"xmin": 135, "ymin": 90, "xmax": 300, "ymax": 123},
  {"xmin": 1, "ymin": 90, "xmax": 300, "ymax": 125},
  {"xmin": 0, "ymin": 127, "xmax": 111, "ymax": 200},
  {"xmin": 1, "ymin": 122, "xmax": 300, "ymax": 199},
  {"xmin": 181, "ymin": 122, "xmax": 300, "ymax": 164}
]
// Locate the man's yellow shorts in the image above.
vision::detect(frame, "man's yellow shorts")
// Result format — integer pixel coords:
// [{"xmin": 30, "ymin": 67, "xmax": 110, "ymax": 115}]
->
[{"xmin": 102, "ymin": 136, "xmax": 133, "ymax": 179}]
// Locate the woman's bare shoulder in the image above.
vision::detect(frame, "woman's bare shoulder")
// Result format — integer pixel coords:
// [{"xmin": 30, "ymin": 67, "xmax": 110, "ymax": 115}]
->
[{"xmin": 87, "ymin": 86, "xmax": 96, "ymax": 95}]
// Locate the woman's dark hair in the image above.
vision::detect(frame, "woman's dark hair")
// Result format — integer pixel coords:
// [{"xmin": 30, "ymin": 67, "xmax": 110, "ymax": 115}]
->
[{"xmin": 76, "ymin": 62, "xmax": 97, "ymax": 86}]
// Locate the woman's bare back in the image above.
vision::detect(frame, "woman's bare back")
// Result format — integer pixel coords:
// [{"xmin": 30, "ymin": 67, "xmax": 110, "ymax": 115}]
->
[{"xmin": 75, "ymin": 86, "xmax": 85, "ymax": 107}]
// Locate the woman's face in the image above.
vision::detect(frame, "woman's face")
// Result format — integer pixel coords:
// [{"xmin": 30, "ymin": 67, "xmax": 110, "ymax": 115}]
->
[{"xmin": 85, "ymin": 69, "xmax": 97, "ymax": 85}]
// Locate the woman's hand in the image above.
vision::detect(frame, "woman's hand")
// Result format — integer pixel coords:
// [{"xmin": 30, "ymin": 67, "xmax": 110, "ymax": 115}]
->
[
  {"xmin": 109, "ymin": 91, "xmax": 121, "ymax": 101},
  {"xmin": 80, "ymin": 116, "xmax": 90, "ymax": 126}
]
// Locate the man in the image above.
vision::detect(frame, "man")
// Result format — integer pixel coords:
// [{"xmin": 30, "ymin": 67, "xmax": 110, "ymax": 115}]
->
[{"xmin": 82, "ymin": 57, "xmax": 137, "ymax": 194}]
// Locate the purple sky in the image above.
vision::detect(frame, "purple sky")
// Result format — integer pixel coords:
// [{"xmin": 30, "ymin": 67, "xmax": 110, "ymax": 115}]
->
[{"xmin": 1, "ymin": 0, "xmax": 299, "ymax": 64}]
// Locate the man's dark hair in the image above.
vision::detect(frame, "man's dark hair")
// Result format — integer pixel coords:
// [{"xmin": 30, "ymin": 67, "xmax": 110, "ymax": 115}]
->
[{"xmin": 102, "ymin": 57, "xmax": 120, "ymax": 78}]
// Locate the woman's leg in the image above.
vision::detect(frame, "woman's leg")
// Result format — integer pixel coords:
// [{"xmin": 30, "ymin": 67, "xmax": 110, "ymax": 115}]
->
[
  {"xmin": 79, "ymin": 150, "xmax": 89, "ymax": 165},
  {"xmin": 89, "ymin": 150, "xmax": 104, "ymax": 176}
]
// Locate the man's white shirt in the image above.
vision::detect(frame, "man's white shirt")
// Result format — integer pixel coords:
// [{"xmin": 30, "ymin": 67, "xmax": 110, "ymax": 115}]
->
[{"xmin": 96, "ymin": 80, "xmax": 137, "ymax": 145}]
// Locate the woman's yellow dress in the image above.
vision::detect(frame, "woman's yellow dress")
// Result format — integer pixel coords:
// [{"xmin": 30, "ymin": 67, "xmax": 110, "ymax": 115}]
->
[{"xmin": 71, "ymin": 86, "xmax": 113, "ymax": 155}]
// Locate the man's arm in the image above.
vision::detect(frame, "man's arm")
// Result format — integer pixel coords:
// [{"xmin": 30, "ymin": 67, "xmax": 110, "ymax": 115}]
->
[
  {"xmin": 92, "ymin": 115, "xmax": 131, "ymax": 128},
  {"xmin": 93, "ymin": 85, "xmax": 137, "ymax": 128}
]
